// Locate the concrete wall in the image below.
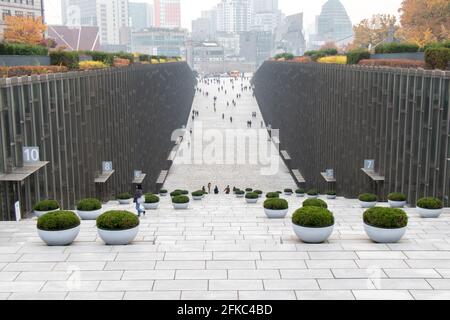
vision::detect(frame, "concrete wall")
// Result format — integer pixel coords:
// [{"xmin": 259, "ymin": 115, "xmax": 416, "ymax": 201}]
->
[
  {"xmin": 0, "ymin": 62, "xmax": 195, "ymax": 220},
  {"xmin": 253, "ymin": 61, "xmax": 450, "ymax": 206}
]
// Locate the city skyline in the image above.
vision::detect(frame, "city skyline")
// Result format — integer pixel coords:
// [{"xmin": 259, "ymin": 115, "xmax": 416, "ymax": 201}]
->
[{"xmin": 44, "ymin": 0, "xmax": 403, "ymax": 31}]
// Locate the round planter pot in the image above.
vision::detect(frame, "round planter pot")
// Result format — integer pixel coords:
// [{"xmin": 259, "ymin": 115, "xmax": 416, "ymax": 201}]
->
[
  {"xmin": 173, "ymin": 203, "xmax": 189, "ymax": 210},
  {"xmin": 359, "ymin": 201, "xmax": 377, "ymax": 208},
  {"xmin": 306, "ymin": 195, "xmax": 318, "ymax": 199},
  {"xmin": 388, "ymin": 200, "xmax": 406, "ymax": 208},
  {"xmin": 143, "ymin": 202, "xmax": 159, "ymax": 210},
  {"xmin": 98, "ymin": 226, "xmax": 139, "ymax": 245},
  {"xmin": 364, "ymin": 223, "xmax": 406, "ymax": 243},
  {"xmin": 284, "ymin": 192, "xmax": 293, "ymax": 196},
  {"xmin": 264, "ymin": 208, "xmax": 288, "ymax": 219},
  {"xmin": 257, "ymin": 194, "xmax": 263, "ymax": 198},
  {"xmin": 296, "ymin": 193, "xmax": 305, "ymax": 198},
  {"xmin": 34, "ymin": 208, "xmax": 59, "ymax": 218},
  {"xmin": 417, "ymin": 207, "xmax": 442, "ymax": 218},
  {"xmin": 159, "ymin": 193, "xmax": 168, "ymax": 197},
  {"xmin": 245, "ymin": 198, "xmax": 258, "ymax": 204},
  {"xmin": 236, "ymin": 194, "xmax": 244, "ymax": 198},
  {"xmin": 292, "ymin": 224, "xmax": 334, "ymax": 244},
  {"xmin": 327, "ymin": 195, "xmax": 336, "ymax": 200},
  {"xmin": 193, "ymin": 196, "xmax": 203, "ymax": 201},
  {"xmin": 77, "ymin": 209, "xmax": 102, "ymax": 220},
  {"xmin": 38, "ymin": 226, "xmax": 80, "ymax": 246},
  {"xmin": 118, "ymin": 199, "xmax": 132, "ymax": 205}
]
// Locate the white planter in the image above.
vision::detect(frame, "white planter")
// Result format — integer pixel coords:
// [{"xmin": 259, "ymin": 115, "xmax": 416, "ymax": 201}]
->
[
  {"xmin": 77, "ymin": 209, "xmax": 102, "ymax": 220},
  {"xmin": 327, "ymin": 195, "xmax": 336, "ymax": 200},
  {"xmin": 417, "ymin": 207, "xmax": 442, "ymax": 218},
  {"xmin": 236, "ymin": 194, "xmax": 244, "ymax": 198},
  {"xmin": 159, "ymin": 193, "xmax": 168, "ymax": 197},
  {"xmin": 306, "ymin": 195, "xmax": 318, "ymax": 199},
  {"xmin": 38, "ymin": 226, "xmax": 80, "ymax": 246},
  {"xmin": 193, "ymin": 196, "xmax": 203, "ymax": 201},
  {"xmin": 388, "ymin": 200, "xmax": 406, "ymax": 208},
  {"xmin": 296, "ymin": 193, "xmax": 305, "ymax": 198},
  {"xmin": 173, "ymin": 202, "xmax": 189, "ymax": 210},
  {"xmin": 284, "ymin": 192, "xmax": 293, "ymax": 196},
  {"xmin": 364, "ymin": 223, "xmax": 406, "ymax": 243},
  {"xmin": 264, "ymin": 208, "xmax": 288, "ymax": 219},
  {"xmin": 359, "ymin": 201, "xmax": 377, "ymax": 208},
  {"xmin": 98, "ymin": 226, "xmax": 139, "ymax": 245},
  {"xmin": 34, "ymin": 208, "xmax": 59, "ymax": 218},
  {"xmin": 246, "ymin": 198, "xmax": 258, "ymax": 204},
  {"xmin": 143, "ymin": 202, "xmax": 159, "ymax": 210},
  {"xmin": 292, "ymin": 224, "xmax": 334, "ymax": 243},
  {"xmin": 118, "ymin": 199, "xmax": 132, "ymax": 205},
  {"xmin": 257, "ymin": 194, "xmax": 263, "ymax": 198}
]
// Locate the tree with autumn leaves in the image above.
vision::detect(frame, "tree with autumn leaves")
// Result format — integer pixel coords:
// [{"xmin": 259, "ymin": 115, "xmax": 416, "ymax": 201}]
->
[{"xmin": 3, "ymin": 16, "xmax": 47, "ymax": 45}]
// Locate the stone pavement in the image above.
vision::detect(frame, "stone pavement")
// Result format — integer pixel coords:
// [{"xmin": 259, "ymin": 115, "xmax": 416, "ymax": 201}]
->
[{"xmin": 1, "ymin": 194, "xmax": 450, "ymax": 300}]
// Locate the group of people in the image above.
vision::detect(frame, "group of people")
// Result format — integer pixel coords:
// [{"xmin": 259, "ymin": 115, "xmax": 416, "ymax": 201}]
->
[{"xmin": 202, "ymin": 183, "xmax": 232, "ymax": 195}]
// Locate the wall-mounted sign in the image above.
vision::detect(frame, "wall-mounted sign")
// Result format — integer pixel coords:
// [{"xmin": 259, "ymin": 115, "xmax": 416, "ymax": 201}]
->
[
  {"xmin": 134, "ymin": 170, "xmax": 142, "ymax": 178},
  {"xmin": 102, "ymin": 161, "xmax": 113, "ymax": 173},
  {"xmin": 23, "ymin": 147, "xmax": 40, "ymax": 164},
  {"xmin": 325, "ymin": 169, "xmax": 334, "ymax": 178},
  {"xmin": 364, "ymin": 160, "xmax": 375, "ymax": 170}
]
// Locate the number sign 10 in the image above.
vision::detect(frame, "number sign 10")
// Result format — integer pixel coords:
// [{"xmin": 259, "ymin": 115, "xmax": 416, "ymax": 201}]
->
[{"xmin": 23, "ymin": 147, "xmax": 40, "ymax": 164}]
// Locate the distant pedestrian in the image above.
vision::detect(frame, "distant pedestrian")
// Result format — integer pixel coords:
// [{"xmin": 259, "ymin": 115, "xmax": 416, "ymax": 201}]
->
[
  {"xmin": 134, "ymin": 186, "xmax": 145, "ymax": 217},
  {"xmin": 224, "ymin": 186, "xmax": 231, "ymax": 194},
  {"xmin": 214, "ymin": 186, "xmax": 219, "ymax": 194},
  {"xmin": 208, "ymin": 183, "xmax": 212, "ymax": 194}
]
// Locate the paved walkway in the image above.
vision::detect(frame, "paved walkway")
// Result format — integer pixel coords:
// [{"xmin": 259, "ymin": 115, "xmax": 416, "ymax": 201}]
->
[
  {"xmin": 0, "ymin": 195, "xmax": 450, "ymax": 300},
  {"xmin": 164, "ymin": 76, "xmax": 295, "ymax": 192}
]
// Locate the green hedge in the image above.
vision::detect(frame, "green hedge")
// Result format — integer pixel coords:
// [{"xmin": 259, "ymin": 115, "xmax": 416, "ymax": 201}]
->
[
  {"xmin": 34, "ymin": 200, "xmax": 60, "ymax": 211},
  {"xmin": 96, "ymin": 211, "xmax": 139, "ymax": 230},
  {"xmin": 264, "ymin": 198, "xmax": 288, "ymax": 210},
  {"xmin": 425, "ymin": 47, "xmax": 450, "ymax": 70},
  {"xmin": 375, "ymin": 42, "xmax": 420, "ymax": 54},
  {"xmin": 304, "ymin": 48, "xmax": 338, "ymax": 61},
  {"xmin": 417, "ymin": 197, "xmax": 443, "ymax": 210},
  {"xmin": 50, "ymin": 51, "xmax": 80, "ymax": 70},
  {"xmin": 363, "ymin": 207, "xmax": 408, "ymax": 229},
  {"xmin": 303, "ymin": 198, "xmax": 328, "ymax": 209},
  {"xmin": 274, "ymin": 53, "xmax": 294, "ymax": 60},
  {"xmin": 37, "ymin": 211, "xmax": 80, "ymax": 231},
  {"xmin": 346, "ymin": 49, "xmax": 370, "ymax": 64},
  {"xmin": 292, "ymin": 207, "xmax": 334, "ymax": 228},
  {"xmin": 0, "ymin": 42, "xmax": 48, "ymax": 56}
]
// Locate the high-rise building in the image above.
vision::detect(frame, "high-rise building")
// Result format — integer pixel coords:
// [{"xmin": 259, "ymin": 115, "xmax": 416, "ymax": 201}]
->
[
  {"xmin": 192, "ymin": 18, "xmax": 214, "ymax": 42},
  {"xmin": 132, "ymin": 27, "xmax": 187, "ymax": 57},
  {"xmin": 61, "ymin": 0, "xmax": 129, "ymax": 46},
  {"xmin": 216, "ymin": 0, "xmax": 252, "ymax": 34},
  {"xmin": 252, "ymin": 0, "xmax": 278, "ymax": 14},
  {"xmin": 0, "ymin": 0, "xmax": 45, "ymax": 39},
  {"xmin": 250, "ymin": 0, "xmax": 281, "ymax": 32},
  {"xmin": 154, "ymin": 0, "xmax": 180, "ymax": 29},
  {"xmin": 129, "ymin": 2, "xmax": 153, "ymax": 31},
  {"xmin": 240, "ymin": 30, "xmax": 273, "ymax": 67},
  {"xmin": 274, "ymin": 13, "xmax": 306, "ymax": 56},
  {"xmin": 316, "ymin": 0, "xmax": 353, "ymax": 45}
]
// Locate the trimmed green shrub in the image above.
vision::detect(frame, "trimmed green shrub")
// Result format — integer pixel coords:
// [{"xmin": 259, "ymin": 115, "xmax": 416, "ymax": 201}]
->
[
  {"xmin": 422, "ymin": 40, "xmax": 450, "ymax": 51},
  {"xmin": 50, "ymin": 51, "xmax": 80, "ymax": 70},
  {"xmin": 274, "ymin": 53, "xmax": 294, "ymax": 60},
  {"xmin": 139, "ymin": 54, "xmax": 151, "ymax": 62},
  {"xmin": 83, "ymin": 51, "xmax": 114, "ymax": 65},
  {"xmin": 172, "ymin": 195, "xmax": 190, "ymax": 204},
  {"xmin": 117, "ymin": 192, "xmax": 132, "ymax": 200},
  {"xmin": 303, "ymin": 198, "xmax": 328, "ymax": 209},
  {"xmin": 346, "ymin": 49, "xmax": 370, "ymax": 64},
  {"xmin": 375, "ymin": 42, "xmax": 420, "ymax": 54},
  {"xmin": 170, "ymin": 190, "xmax": 183, "ymax": 197},
  {"xmin": 292, "ymin": 207, "xmax": 334, "ymax": 228},
  {"xmin": 417, "ymin": 197, "xmax": 443, "ymax": 210},
  {"xmin": 34, "ymin": 200, "xmax": 60, "ymax": 211},
  {"xmin": 425, "ymin": 47, "xmax": 450, "ymax": 70},
  {"xmin": 160, "ymin": 189, "xmax": 168, "ymax": 194},
  {"xmin": 77, "ymin": 198, "xmax": 101, "ymax": 211},
  {"xmin": 235, "ymin": 190, "xmax": 245, "ymax": 195},
  {"xmin": 245, "ymin": 188, "xmax": 253, "ymax": 192},
  {"xmin": 115, "ymin": 51, "xmax": 134, "ymax": 63},
  {"xmin": 296, "ymin": 189, "xmax": 305, "ymax": 194},
  {"xmin": 254, "ymin": 190, "xmax": 263, "ymax": 195},
  {"xmin": 266, "ymin": 192, "xmax": 280, "ymax": 198},
  {"xmin": 305, "ymin": 48, "xmax": 338, "ymax": 61},
  {"xmin": 264, "ymin": 198, "xmax": 288, "ymax": 210},
  {"xmin": 276, "ymin": 191, "xmax": 282, "ymax": 194},
  {"xmin": 284, "ymin": 188, "xmax": 293, "ymax": 193},
  {"xmin": 192, "ymin": 190, "xmax": 204, "ymax": 197},
  {"xmin": 245, "ymin": 192, "xmax": 259, "ymax": 199},
  {"xmin": 37, "ymin": 211, "xmax": 80, "ymax": 231},
  {"xmin": 144, "ymin": 194, "xmax": 159, "ymax": 203},
  {"xmin": 96, "ymin": 211, "xmax": 139, "ymax": 231},
  {"xmin": 388, "ymin": 192, "xmax": 406, "ymax": 202},
  {"xmin": 359, "ymin": 193, "xmax": 377, "ymax": 202},
  {"xmin": 363, "ymin": 207, "xmax": 408, "ymax": 229},
  {"xmin": 180, "ymin": 190, "xmax": 189, "ymax": 195},
  {"xmin": 307, "ymin": 189, "xmax": 319, "ymax": 196},
  {"xmin": 0, "ymin": 42, "xmax": 48, "ymax": 56},
  {"xmin": 327, "ymin": 190, "xmax": 336, "ymax": 196}
]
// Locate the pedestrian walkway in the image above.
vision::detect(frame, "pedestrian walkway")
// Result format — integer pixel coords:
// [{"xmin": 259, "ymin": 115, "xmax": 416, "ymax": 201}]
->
[{"xmin": 164, "ymin": 76, "xmax": 294, "ymax": 192}]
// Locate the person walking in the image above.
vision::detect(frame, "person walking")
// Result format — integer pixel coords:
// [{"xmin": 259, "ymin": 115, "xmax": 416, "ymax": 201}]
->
[
  {"xmin": 208, "ymin": 183, "xmax": 212, "ymax": 194},
  {"xmin": 224, "ymin": 185, "xmax": 231, "ymax": 194},
  {"xmin": 134, "ymin": 186, "xmax": 145, "ymax": 217},
  {"xmin": 214, "ymin": 186, "xmax": 219, "ymax": 194},
  {"xmin": 230, "ymin": 116, "xmax": 233, "ymax": 123}
]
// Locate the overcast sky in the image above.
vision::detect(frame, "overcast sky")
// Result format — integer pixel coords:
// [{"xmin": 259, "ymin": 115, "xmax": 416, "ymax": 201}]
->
[{"xmin": 44, "ymin": 0, "xmax": 403, "ymax": 31}]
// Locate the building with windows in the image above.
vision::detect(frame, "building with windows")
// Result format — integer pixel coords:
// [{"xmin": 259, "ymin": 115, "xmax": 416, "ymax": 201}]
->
[
  {"xmin": 129, "ymin": 1, "xmax": 153, "ymax": 31},
  {"xmin": 274, "ymin": 13, "xmax": 306, "ymax": 56},
  {"xmin": 315, "ymin": 0, "xmax": 353, "ymax": 46},
  {"xmin": 0, "ymin": 0, "xmax": 44, "ymax": 39},
  {"xmin": 154, "ymin": 0, "xmax": 180, "ymax": 29},
  {"xmin": 239, "ymin": 30, "xmax": 273, "ymax": 68},
  {"xmin": 250, "ymin": 0, "xmax": 281, "ymax": 32},
  {"xmin": 186, "ymin": 41, "xmax": 225, "ymax": 73},
  {"xmin": 216, "ymin": 0, "xmax": 252, "ymax": 34},
  {"xmin": 131, "ymin": 27, "xmax": 187, "ymax": 57}
]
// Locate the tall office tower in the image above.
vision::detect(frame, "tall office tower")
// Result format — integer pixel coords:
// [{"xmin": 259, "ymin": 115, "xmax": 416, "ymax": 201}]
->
[
  {"xmin": 61, "ymin": 0, "xmax": 129, "ymax": 46},
  {"xmin": 274, "ymin": 13, "xmax": 306, "ymax": 56},
  {"xmin": 129, "ymin": 2, "xmax": 153, "ymax": 31},
  {"xmin": 216, "ymin": 0, "xmax": 252, "ymax": 34},
  {"xmin": 252, "ymin": 0, "xmax": 278, "ymax": 13},
  {"xmin": 154, "ymin": 0, "xmax": 181, "ymax": 29},
  {"xmin": 249, "ymin": 0, "xmax": 281, "ymax": 32},
  {"xmin": 316, "ymin": 0, "xmax": 353, "ymax": 45}
]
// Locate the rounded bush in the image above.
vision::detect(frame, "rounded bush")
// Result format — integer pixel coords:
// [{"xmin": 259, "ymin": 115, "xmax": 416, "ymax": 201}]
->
[
  {"xmin": 245, "ymin": 188, "xmax": 253, "ymax": 192},
  {"xmin": 388, "ymin": 192, "xmax": 406, "ymax": 202},
  {"xmin": 96, "ymin": 211, "xmax": 139, "ymax": 231},
  {"xmin": 144, "ymin": 194, "xmax": 160, "ymax": 204},
  {"xmin": 296, "ymin": 189, "xmax": 305, "ymax": 194},
  {"xmin": 264, "ymin": 199, "xmax": 288, "ymax": 210},
  {"xmin": 172, "ymin": 195, "xmax": 190, "ymax": 204},
  {"xmin": 359, "ymin": 193, "xmax": 377, "ymax": 202},
  {"xmin": 254, "ymin": 190, "xmax": 263, "ymax": 195},
  {"xmin": 160, "ymin": 189, "xmax": 168, "ymax": 194},
  {"xmin": 34, "ymin": 200, "xmax": 60, "ymax": 212},
  {"xmin": 276, "ymin": 191, "xmax": 282, "ymax": 194},
  {"xmin": 363, "ymin": 207, "xmax": 408, "ymax": 229},
  {"xmin": 170, "ymin": 190, "xmax": 183, "ymax": 197},
  {"xmin": 37, "ymin": 211, "xmax": 80, "ymax": 231},
  {"xmin": 235, "ymin": 190, "xmax": 245, "ymax": 195},
  {"xmin": 303, "ymin": 198, "xmax": 328, "ymax": 209},
  {"xmin": 284, "ymin": 188, "xmax": 293, "ymax": 193},
  {"xmin": 181, "ymin": 190, "xmax": 189, "ymax": 195},
  {"xmin": 117, "ymin": 193, "xmax": 132, "ymax": 200},
  {"xmin": 307, "ymin": 189, "xmax": 319, "ymax": 196},
  {"xmin": 245, "ymin": 193, "xmax": 259, "ymax": 199},
  {"xmin": 77, "ymin": 198, "xmax": 101, "ymax": 211},
  {"xmin": 266, "ymin": 192, "xmax": 280, "ymax": 199},
  {"xmin": 292, "ymin": 207, "xmax": 334, "ymax": 228},
  {"xmin": 326, "ymin": 190, "xmax": 336, "ymax": 196},
  {"xmin": 192, "ymin": 190, "xmax": 204, "ymax": 197},
  {"xmin": 417, "ymin": 197, "xmax": 443, "ymax": 210}
]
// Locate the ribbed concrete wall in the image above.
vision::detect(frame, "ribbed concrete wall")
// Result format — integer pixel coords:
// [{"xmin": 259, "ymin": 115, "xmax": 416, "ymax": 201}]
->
[{"xmin": 253, "ymin": 61, "xmax": 450, "ymax": 206}]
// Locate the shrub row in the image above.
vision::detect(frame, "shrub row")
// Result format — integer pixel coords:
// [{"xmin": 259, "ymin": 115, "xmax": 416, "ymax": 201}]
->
[
  {"xmin": 346, "ymin": 49, "xmax": 370, "ymax": 65},
  {"xmin": 0, "ymin": 42, "xmax": 48, "ymax": 56},
  {"xmin": 0, "ymin": 66, "xmax": 68, "ymax": 78},
  {"xmin": 358, "ymin": 59, "xmax": 426, "ymax": 69},
  {"xmin": 375, "ymin": 42, "xmax": 420, "ymax": 54},
  {"xmin": 304, "ymin": 48, "xmax": 338, "ymax": 61},
  {"xmin": 425, "ymin": 47, "xmax": 450, "ymax": 70}
]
